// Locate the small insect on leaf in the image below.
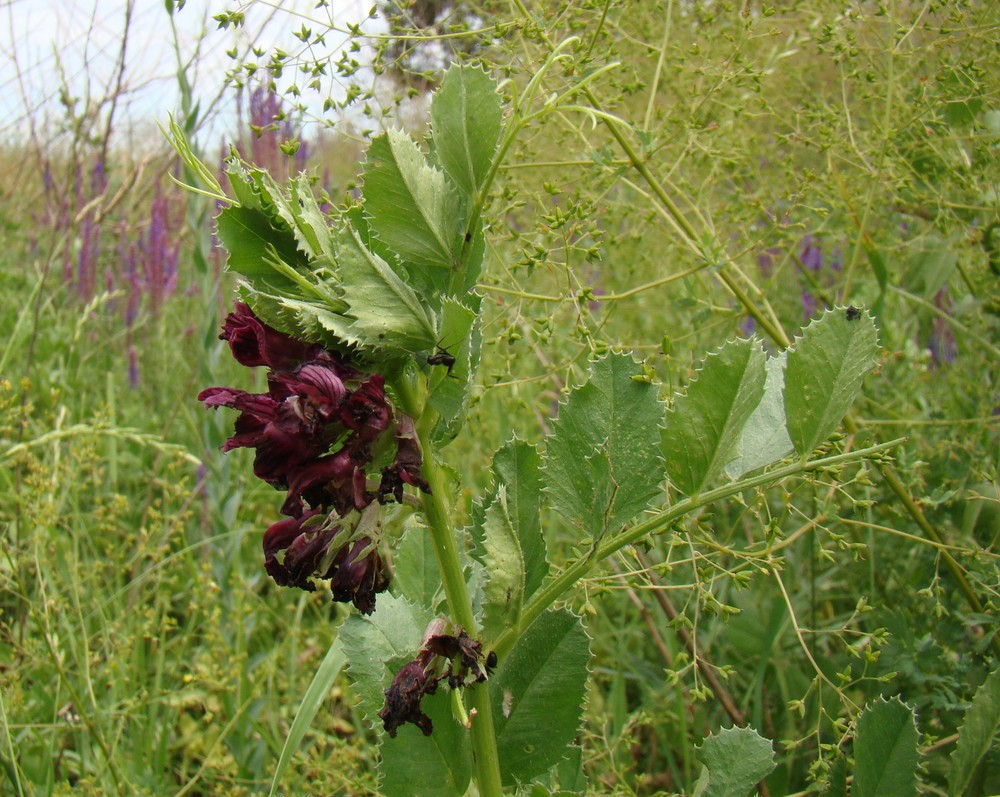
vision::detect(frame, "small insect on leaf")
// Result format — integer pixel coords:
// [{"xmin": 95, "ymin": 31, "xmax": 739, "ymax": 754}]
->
[
  {"xmin": 427, "ymin": 347, "xmax": 457, "ymax": 374},
  {"xmin": 845, "ymin": 306, "xmax": 862, "ymax": 321}
]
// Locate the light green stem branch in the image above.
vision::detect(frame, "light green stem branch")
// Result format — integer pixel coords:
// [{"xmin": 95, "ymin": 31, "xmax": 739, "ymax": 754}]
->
[{"xmin": 493, "ymin": 438, "xmax": 905, "ymax": 659}]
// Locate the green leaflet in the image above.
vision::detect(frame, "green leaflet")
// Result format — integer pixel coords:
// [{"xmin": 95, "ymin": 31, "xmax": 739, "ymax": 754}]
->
[
  {"xmin": 724, "ymin": 352, "xmax": 794, "ymax": 480},
  {"xmin": 337, "ymin": 226, "xmax": 438, "ymax": 352},
  {"xmin": 693, "ymin": 725, "xmax": 776, "ymax": 797},
  {"xmin": 431, "ymin": 64, "xmax": 503, "ymax": 197},
  {"xmin": 491, "ymin": 439, "xmax": 548, "ymax": 602},
  {"xmin": 543, "ymin": 353, "xmax": 664, "ymax": 540},
  {"xmin": 379, "ymin": 689, "xmax": 473, "ymax": 797},
  {"xmin": 362, "ymin": 129, "xmax": 467, "ymax": 272},
  {"xmin": 784, "ymin": 307, "xmax": 879, "ymax": 457},
  {"xmin": 853, "ymin": 697, "xmax": 919, "ymax": 797},
  {"xmin": 215, "ymin": 205, "xmax": 306, "ymax": 282},
  {"xmin": 489, "ymin": 608, "xmax": 591, "ymax": 787},
  {"xmin": 663, "ymin": 338, "xmax": 767, "ymax": 496},
  {"xmin": 948, "ymin": 667, "xmax": 1000, "ymax": 797},
  {"xmin": 479, "ymin": 487, "xmax": 525, "ymax": 642}
]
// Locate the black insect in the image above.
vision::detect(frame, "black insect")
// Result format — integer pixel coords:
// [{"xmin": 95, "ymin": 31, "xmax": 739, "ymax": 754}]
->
[
  {"xmin": 426, "ymin": 348, "xmax": 457, "ymax": 374},
  {"xmin": 845, "ymin": 306, "xmax": 862, "ymax": 321}
]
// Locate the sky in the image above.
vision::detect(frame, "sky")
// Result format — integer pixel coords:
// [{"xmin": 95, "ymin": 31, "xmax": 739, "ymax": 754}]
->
[{"xmin": 0, "ymin": 0, "xmax": 378, "ymax": 146}]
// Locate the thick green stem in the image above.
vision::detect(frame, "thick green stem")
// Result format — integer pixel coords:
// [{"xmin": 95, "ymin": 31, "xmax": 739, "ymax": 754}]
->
[{"xmin": 415, "ymin": 410, "xmax": 505, "ymax": 797}]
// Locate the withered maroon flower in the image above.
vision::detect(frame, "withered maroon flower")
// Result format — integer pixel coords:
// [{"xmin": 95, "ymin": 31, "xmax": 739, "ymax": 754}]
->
[
  {"xmin": 200, "ymin": 303, "xmax": 430, "ymax": 614},
  {"xmin": 379, "ymin": 661, "xmax": 438, "ymax": 737},
  {"xmin": 379, "ymin": 622, "xmax": 496, "ymax": 737}
]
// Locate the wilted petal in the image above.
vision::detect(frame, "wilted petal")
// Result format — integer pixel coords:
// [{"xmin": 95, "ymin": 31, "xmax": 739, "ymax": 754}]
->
[
  {"xmin": 378, "ymin": 661, "xmax": 438, "ymax": 738},
  {"xmin": 329, "ymin": 537, "xmax": 389, "ymax": 615},
  {"xmin": 263, "ymin": 509, "xmax": 325, "ymax": 588}
]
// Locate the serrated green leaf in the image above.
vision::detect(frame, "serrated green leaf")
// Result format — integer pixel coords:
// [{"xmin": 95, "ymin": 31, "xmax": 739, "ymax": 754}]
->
[
  {"xmin": 392, "ymin": 523, "xmax": 443, "ymax": 611},
  {"xmin": 380, "ymin": 688, "xmax": 472, "ymax": 797},
  {"xmin": 340, "ymin": 594, "xmax": 432, "ymax": 725},
  {"xmin": 492, "ymin": 439, "xmax": 548, "ymax": 601},
  {"xmin": 363, "ymin": 129, "xmax": 466, "ymax": 271},
  {"xmin": 784, "ymin": 307, "xmax": 879, "ymax": 457},
  {"xmin": 663, "ymin": 338, "xmax": 767, "ymax": 496},
  {"xmin": 337, "ymin": 226, "xmax": 438, "ymax": 352},
  {"xmin": 268, "ymin": 638, "xmax": 346, "ymax": 797},
  {"xmin": 490, "ymin": 609, "xmax": 591, "ymax": 787},
  {"xmin": 949, "ymin": 667, "xmax": 1000, "ymax": 797},
  {"xmin": 724, "ymin": 352, "xmax": 794, "ymax": 479},
  {"xmin": 695, "ymin": 725, "xmax": 776, "ymax": 797},
  {"xmin": 853, "ymin": 696, "xmax": 919, "ymax": 797},
  {"xmin": 480, "ymin": 487, "xmax": 525, "ymax": 641},
  {"xmin": 431, "ymin": 64, "xmax": 503, "ymax": 196},
  {"xmin": 259, "ymin": 170, "xmax": 337, "ymax": 263},
  {"xmin": 543, "ymin": 353, "xmax": 664, "ymax": 540},
  {"xmin": 216, "ymin": 205, "xmax": 303, "ymax": 282}
]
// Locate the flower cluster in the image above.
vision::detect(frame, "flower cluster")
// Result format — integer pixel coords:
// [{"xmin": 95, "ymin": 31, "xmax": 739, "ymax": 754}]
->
[
  {"xmin": 379, "ymin": 620, "xmax": 497, "ymax": 737},
  {"xmin": 199, "ymin": 303, "xmax": 430, "ymax": 613}
]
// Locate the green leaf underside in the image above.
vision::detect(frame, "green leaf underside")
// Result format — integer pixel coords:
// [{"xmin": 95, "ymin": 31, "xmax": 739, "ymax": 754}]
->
[
  {"xmin": 392, "ymin": 523, "xmax": 444, "ymax": 611},
  {"xmin": 784, "ymin": 307, "xmax": 879, "ymax": 457},
  {"xmin": 491, "ymin": 439, "xmax": 548, "ymax": 601},
  {"xmin": 340, "ymin": 594, "xmax": 432, "ymax": 725},
  {"xmin": 490, "ymin": 608, "xmax": 590, "ymax": 787},
  {"xmin": 853, "ymin": 697, "xmax": 919, "ymax": 797},
  {"xmin": 363, "ymin": 130, "xmax": 465, "ymax": 271},
  {"xmin": 664, "ymin": 337, "xmax": 767, "ymax": 496},
  {"xmin": 337, "ymin": 226, "xmax": 437, "ymax": 351},
  {"xmin": 543, "ymin": 353, "xmax": 664, "ymax": 540},
  {"xmin": 480, "ymin": 487, "xmax": 526, "ymax": 642},
  {"xmin": 379, "ymin": 688, "xmax": 472, "ymax": 797},
  {"xmin": 694, "ymin": 725, "xmax": 776, "ymax": 797},
  {"xmin": 431, "ymin": 64, "xmax": 503, "ymax": 196},
  {"xmin": 724, "ymin": 352, "xmax": 794, "ymax": 480},
  {"xmin": 948, "ymin": 667, "xmax": 1000, "ymax": 797}
]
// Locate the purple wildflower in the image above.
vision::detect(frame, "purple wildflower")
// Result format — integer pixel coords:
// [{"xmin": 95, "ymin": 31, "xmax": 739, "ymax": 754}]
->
[
  {"xmin": 199, "ymin": 303, "xmax": 431, "ymax": 613},
  {"xmin": 800, "ymin": 235, "xmax": 824, "ymax": 272},
  {"xmin": 801, "ymin": 290, "xmax": 818, "ymax": 320}
]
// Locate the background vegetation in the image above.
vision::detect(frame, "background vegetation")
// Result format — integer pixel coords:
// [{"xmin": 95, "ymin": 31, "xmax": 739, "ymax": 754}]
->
[{"xmin": 1, "ymin": 1, "xmax": 997, "ymax": 794}]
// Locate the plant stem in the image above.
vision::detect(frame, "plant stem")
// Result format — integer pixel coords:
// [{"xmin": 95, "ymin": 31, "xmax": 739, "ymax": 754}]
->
[{"xmin": 416, "ymin": 412, "xmax": 505, "ymax": 797}]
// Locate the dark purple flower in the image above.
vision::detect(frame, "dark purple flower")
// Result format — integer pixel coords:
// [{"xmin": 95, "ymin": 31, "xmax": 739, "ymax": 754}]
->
[
  {"xmin": 200, "ymin": 304, "xmax": 432, "ymax": 614},
  {"xmin": 220, "ymin": 302, "xmax": 324, "ymax": 369}
]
